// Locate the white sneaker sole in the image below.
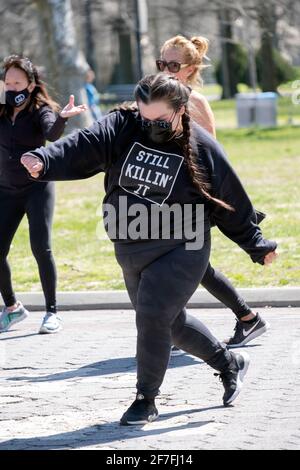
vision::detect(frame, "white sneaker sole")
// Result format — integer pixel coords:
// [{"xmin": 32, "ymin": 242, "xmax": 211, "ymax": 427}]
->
[
  {"xmin": 225, "ymin": 351, "xmax": 250, "ymax": 406},
  {"xmin": 226, "ymin": 322, "xmax": 270, "ymax": 349},
  {"xmin": 39, "ymin": 324, "xmax": 62, "ymax": 334},
  {"xmin": 121, "ymin": 413, "xmax": 159, "ymax": 426},
  {"xmin": 0, "ymin": 310, "xmax": 29, "ymax": 332}
]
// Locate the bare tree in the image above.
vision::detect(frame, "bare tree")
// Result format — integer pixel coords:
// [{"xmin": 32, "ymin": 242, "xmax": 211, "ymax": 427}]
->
[
  {"xmin": 84, "ymin": 0, "xmax": 97, "ymax": 75},
  {"xmin": 255, "ymin": 1, "xmax": 278, "ymax": 91},
  {"xmin": 1, "ymin": 0, "xmax": 299, "ymax": 98},
  {"xmin": 33, "ymin": 0, "xmax": 92, "ymax": 130},
  {"xmin": 0, "ymin": 0, "xmax": 41, "ymax": 61},
  {"xmin": 218, "ymin": 7, "xmax": 237, "ymax": 98},
  {"xmin": 239, "ymin": 0, "xmax": 297, "ymax": 91}
]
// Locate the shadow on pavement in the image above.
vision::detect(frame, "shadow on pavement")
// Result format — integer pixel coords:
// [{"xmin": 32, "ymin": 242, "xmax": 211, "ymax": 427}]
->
[
  {"xmin": 7, "ymin": 354, "xmax": 203, "ymax": 383},
  {"xmin": 0, "ymin": 405, "xmax": 225, "ymax": 450},
  {"xmin": 0, "ymin": 333, "xmax": 39, "ymax": 340}
]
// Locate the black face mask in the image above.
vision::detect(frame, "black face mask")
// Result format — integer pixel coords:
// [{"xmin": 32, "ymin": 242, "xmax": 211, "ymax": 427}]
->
[
  {"xmin": 141, "ymin": 116, "xmax": 177, "ymax": 144},
  {"xmin": 5, "ymin": 88, "xmax": 30, "ymax": 107}
]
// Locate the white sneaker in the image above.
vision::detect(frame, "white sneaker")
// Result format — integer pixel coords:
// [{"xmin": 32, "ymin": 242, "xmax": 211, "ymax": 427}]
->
[
  {"xmin": 39, "ymin": 313, "xmax": 62, "ymax": 334},
  {"xmin": 0, "ymin": 301, "xmax": 29, "ymax": 332}
]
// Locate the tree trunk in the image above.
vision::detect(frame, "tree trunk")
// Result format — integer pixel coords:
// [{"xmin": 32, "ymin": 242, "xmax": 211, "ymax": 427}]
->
[
  {"xmin": 257, "ymin": 2, "xmax": 278, "ymax": 92},
  {"xmin": 34, "ymin": 0, "xmax": 92, "ymax": 131},
  {"xmin": 84, "ymin": 0, "xmax": 96, "ymax": 75},
  {"xmin": 177, "ymin": 0, "xmax": 189, "ymax": 36},
  {"xmin": 111, "ymin": 19, "xmax": 135, "ymax": 84},
  {"xmin": 218, "ymin": 8, "xmax": 239, "ymax": 99}
]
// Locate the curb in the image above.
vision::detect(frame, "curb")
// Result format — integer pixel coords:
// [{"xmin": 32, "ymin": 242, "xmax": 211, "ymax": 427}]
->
[{"xmin": 13, "ymin": 287, "xmax": 300, "ymax": 311}]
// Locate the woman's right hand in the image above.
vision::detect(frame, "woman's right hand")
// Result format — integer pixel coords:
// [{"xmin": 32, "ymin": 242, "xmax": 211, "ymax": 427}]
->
[
  {"xmin": 21, "ymin": 154, "xmax": 44, "ymax": 178},
  {"xmin": 264, "ymin": 250, "xmax": 278, "ymax": 265}
]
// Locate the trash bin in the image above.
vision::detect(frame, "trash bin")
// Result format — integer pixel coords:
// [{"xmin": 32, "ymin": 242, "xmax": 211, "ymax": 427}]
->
[
  {"xmin": 255, "ymin": 92, "xmax": 278, "ymax": 127},
  {"xmin": 236, "ymin": 92, "xmax": 277, "ymax": 128}
]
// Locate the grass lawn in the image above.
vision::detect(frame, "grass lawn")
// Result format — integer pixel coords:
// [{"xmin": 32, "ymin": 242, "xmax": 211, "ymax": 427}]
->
[
  {"xmin": 210, "ymin": 126, "xmax": 300, "ymax": 288},
  {"xmin": 209, "ymin": 96, "xmax": 300, "ymax": 128},
  {"xmin": 8, "ymin": 100, "xmax": 300, "ymax": 292}
]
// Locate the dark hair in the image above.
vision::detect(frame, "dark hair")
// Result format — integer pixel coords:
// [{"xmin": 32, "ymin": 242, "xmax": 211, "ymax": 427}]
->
[
  {"xmin": 135, "ymin": 73, "xmax": 233, "ymax": 211},
  {"xmin": 0, "ymin": 54, "xmax": 60, "ymax": 117},
  {"xmin": 134, "ymin": 73, "xmax": 190, "ymax": 111},
  {"xmin": 109, "ymin": 101, "xmax": 138, "ymax": 114},
  {"xmin": 181, "ymin": 109, "xmax": 233, "ymax": 211}
]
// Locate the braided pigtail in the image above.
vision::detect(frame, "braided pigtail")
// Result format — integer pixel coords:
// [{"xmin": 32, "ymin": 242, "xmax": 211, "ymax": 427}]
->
[{"xmin": 182, "ymin": 110, "xmax": 234, "ymax": 211}]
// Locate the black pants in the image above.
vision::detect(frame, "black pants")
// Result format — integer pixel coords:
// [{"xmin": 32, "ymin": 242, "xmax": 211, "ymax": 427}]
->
[
  {"xmin": 0, "ymin": 182, "xmax": 57, "ymax": 313},
  {"xmin": 115, "ymin": 236, "xmax": 234, "ymax": 399},
  {"xmin": 201, "ymin": 263, "xmax": 252, "ymax": 319}
]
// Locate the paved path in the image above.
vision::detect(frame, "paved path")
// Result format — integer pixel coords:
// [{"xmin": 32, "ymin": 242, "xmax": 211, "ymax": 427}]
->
[{"xmin": 0, "ymin": 307, "xmax": 299, "ymax": 450}]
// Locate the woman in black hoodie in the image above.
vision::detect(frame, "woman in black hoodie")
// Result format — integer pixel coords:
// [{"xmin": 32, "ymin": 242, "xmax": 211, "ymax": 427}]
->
[
  {"xmin": 21, "ymin": 74, "xmax": 277, "ymax": 425},
  {"xmin": 0, "ymin": 55, "xmax": 87, "ymax": 334}
]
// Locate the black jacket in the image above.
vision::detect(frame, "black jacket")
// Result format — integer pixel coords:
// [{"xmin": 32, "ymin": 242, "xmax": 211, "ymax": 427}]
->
[
  {"xmin": 0, "ymin": 104, "xmax": 67, "ymax": 192},
  {"xmin": 24, "ymin": 109, "xmax": 277, "ymax": 264}
]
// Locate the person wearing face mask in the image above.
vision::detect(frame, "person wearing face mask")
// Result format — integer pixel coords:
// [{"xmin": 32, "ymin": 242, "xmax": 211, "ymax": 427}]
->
[
  {"xmin": 21, "ymin": 73, "xmax": 277, "ymax": 424},
  {"xmin": 157, "ymin": 36, "xmax": 271, "ymax": 352},
  {"xmin": 0, "ymin": 54, "xmax": 87, "ymax": 334}
]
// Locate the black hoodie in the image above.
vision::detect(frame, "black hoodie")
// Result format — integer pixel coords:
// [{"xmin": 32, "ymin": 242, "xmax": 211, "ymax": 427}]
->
[
  {"xmin": 23, "ymin": 109, "xmax": 277, "ymax": 264},
  {"xmin": 0, "ymin": 104, "xmax": 67, "ymax": 192}
]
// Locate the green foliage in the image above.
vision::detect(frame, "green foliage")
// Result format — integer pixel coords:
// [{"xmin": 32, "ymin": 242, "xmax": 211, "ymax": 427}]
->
[
  {"xmin": 215, "ymin": 43, "xmax": 298, "ymax": 93},
  {"xmin": 256, "ymin": 47, "xmax": 298, "ymax": 88},
  {"xmin": 215, "ymin": 43, "xmax": 249, "ymax": 88}
]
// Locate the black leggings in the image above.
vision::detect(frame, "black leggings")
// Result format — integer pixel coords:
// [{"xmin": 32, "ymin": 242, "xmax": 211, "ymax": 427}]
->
[
  {"xmin": 0, "ymin": 182, "xmax": 57, "ymax": 313},
  {"xmin": 115, "ymin": 236, "xmax": 234, "ymax": 399},
  {"xmin": 201, "ymin": 263, "xmax": 252, "ymax": 319}
]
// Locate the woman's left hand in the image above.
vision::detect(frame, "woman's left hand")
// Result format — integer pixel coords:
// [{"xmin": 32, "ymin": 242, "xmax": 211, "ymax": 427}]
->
[{"xmin": 60, "ymin": 94, "xmax": 88, "ymax": 119}]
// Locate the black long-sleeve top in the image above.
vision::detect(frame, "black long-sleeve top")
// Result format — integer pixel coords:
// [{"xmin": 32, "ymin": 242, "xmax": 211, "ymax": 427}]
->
[
  {"xmin": 0, "ymin": 103, "xmax": 67, "ymax": 192},
  {"xmin": 24, "ymin": 109, "xmax": 277, "ymax": 263}
]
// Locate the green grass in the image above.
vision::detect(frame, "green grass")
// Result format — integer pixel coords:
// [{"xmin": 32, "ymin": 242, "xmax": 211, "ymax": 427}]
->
[
  {"xmin": 8, "ymin": 105, "xmax": 300, "ymax": 292},
  {"xmin": 199, "ymin": 78, "xmax": 300, "ymax": 128},
  {"xmin": 209, "ymin": 96, "xmax": 300, "ymax": 129},
  {"xmin": 210, "ymin": 126, "xmax": 300, "ymax": 287},
  {"xmin": 200, "ymin": 76, "xmax": 300, "ymax": 97}
]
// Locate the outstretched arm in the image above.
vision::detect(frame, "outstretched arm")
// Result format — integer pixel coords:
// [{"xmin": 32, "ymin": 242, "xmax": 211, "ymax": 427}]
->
[{"xmin": 21, "ymin": 111, "xmax": 123, "ymax": 181}]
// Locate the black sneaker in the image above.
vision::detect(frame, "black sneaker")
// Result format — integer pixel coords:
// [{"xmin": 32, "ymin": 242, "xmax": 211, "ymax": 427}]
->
[
  {"xmin": 223, "ymin": 313, "xmax": 270, "ymax": 348},
  {"xmin": 120, "ymin": 393, "xmax": 159, "ymax": 425},
  {"xmin": 170, "ymin": 345, "xmax": 185, "ymax": 357},
  {"xmin": 215, "ymin": 351, "xmax": 250, "ymax": 406}
]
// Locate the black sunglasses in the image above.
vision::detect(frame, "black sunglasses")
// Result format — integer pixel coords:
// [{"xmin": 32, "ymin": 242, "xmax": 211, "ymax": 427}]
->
[{"xmin": 155, "ymin": 59, "xmax": 189, "ymax": 73}]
